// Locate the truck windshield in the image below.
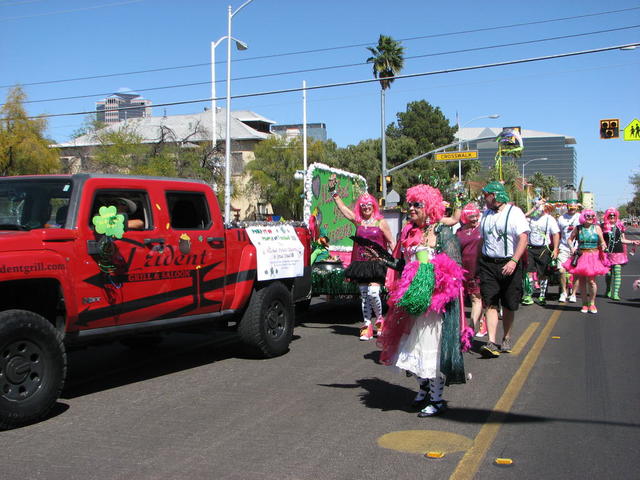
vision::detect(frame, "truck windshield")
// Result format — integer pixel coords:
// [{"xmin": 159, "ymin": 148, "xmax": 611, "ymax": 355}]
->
[{"xmin": 0, "ymin": 179, "xmax": 73, "ymax": 230}]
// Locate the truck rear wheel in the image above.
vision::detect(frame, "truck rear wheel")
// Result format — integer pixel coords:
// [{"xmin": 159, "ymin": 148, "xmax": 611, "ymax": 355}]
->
[
  {"xmin": 238, "ymin": 282, "xmax": 293, "ymax": 357},
  {"xmin": 0, "ymin": 310, "xmax": 66, "ymax": 430}
]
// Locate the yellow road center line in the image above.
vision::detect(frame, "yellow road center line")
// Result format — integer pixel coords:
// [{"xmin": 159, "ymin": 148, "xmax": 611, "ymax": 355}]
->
[
  {"xmin": 510, "ymin": 322, "xmax": 539, "ymax": 356},
  {"xmin": 449, "ymin": 310, "xmax": 561, "ymax": 480}
]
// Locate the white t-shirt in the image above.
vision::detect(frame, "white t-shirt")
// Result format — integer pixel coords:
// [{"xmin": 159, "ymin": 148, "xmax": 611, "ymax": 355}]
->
[
  {"xmin": 557, "ymin": 212, "xmax": 580, "ymax": 249},
  {"xmin": 481, "ymin": 204, "xmax": 530, "ymax": 258},
  {"xmin": 528, "ymin": 214, "xmax": 560, "ymax": 247}
]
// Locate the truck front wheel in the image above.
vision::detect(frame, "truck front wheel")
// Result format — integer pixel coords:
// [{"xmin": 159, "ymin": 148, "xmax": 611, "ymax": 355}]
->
[
  {"xmin": 0, "ymin": 310, "xmax": 66, "ymax": 430},
  {"xmin": 238, "ymin": 282, "xmax": 294, "ymax": 357}
]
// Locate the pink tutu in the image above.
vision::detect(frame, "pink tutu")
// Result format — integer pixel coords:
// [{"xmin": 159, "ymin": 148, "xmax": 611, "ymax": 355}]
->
[
  {"xmin": 606, "ymin": 252, "xmax": 628, "ymax": 266},
  {"xmin": 563, "ymin": 250, "xmax": 609, "ymax": 277}
]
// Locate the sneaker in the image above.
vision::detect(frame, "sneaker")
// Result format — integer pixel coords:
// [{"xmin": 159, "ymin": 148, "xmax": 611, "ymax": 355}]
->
[
  {"xmin": 589, "ymin": 305, "xmax": 598, "ymax": 314},
  {"xmin": 359, "ymin": 324, "xmax": 373, "ymax": 341},
  {"xmin": 480, "ymin": 342, "xmax": 501, "ymax": 358},
  {"xmin": 568, "ymin": 294, "xmax": 577, "ymax": 303},
  {"xmin": 501, "ymin": 337, "xmax": 513, "ymax": 353},
  {"xmin": 476, "ymin": 319, "xmax": 488, "ymax": 337},
  {"xmin": 417, "ymin": 400, "xmax": 447, "ymax": 417},
  {"xmin": 611, "ymin": 294, "xmax": 620, "ymax": 301},
  {"xmin": 580, "ymin": 305, "xmax": 589, "ymax": 313},
  {"xmin": 374, "ymin": 317, "xmax": 384, "ymax": 337},
  {"xmin": 559, "ymin": 292, "xmax": 567, "ymax": 303},
  {"xmin": 536, "ymin": 296, "xmax": 547, "ymax": 306},
  {"xmin": 521, "ymin": 295, "xmax": 534, "ymax": 305}
]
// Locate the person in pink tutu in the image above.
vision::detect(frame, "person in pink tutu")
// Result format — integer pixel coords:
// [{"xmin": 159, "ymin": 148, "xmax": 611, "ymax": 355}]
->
[
  {"xmin": 563, "ymin": 209, "xmax": 609, "ymax": 313},
  {"xmin": 328, "ymin": 174, "xmax": 395, "ymax": 340},
  {"xmin": 376, "ymin": 184, "xmax": 467, "ymax": 418},
  {"xmin": 601, "ymin": 208, "xmax": 640, "ymax": 301},
  {"xmin": 455, "ymin": 203, "xmax": 486, "ymax": 336}
]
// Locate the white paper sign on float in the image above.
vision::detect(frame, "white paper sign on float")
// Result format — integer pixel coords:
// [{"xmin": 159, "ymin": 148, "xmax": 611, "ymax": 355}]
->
[{"xmin": 245, "ymin": 225, "xmax": 305, "ymax": 281}]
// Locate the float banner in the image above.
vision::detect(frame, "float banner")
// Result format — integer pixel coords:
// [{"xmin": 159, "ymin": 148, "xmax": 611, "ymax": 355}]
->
[
  {"xmin": 304, "ymin": 163, "xmax": 368, "ymax": 249},
  {"xmin": 245, "ymin": 225, "xmax": 305, "ymax": 281}
]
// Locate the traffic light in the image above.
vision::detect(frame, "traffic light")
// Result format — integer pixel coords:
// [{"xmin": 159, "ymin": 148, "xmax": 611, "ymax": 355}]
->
[
  {"xmin": 600, "ymin": 119, "xmax": 619, "ymax": 139},
  {"xmin": 377, "ymin": 174, "xmax": 383, "ymax": 192},
  {"xmin": 384, "ymin": 175, "xmax": 392, "ymax": 190}
]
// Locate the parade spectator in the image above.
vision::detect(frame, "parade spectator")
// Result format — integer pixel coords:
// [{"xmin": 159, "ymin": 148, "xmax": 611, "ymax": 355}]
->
[
  {"xmin": 456, "ymin": 202, "xmax": 486, "ymax": 336},
  {"xmin": 377, "ymin": 184, "xmax": 466, "ymax": 417},
  {"xmin": 602, "ymin": 208, "xmax": 640, "ymax": 300},
  {"xmin": 563, "ymin": 209, "xmax": 609, "ymax": 313},
  {"xmin": 477, "ymin": 182, "xmax": 530, "ymax": 357},
  {"xmin": 557, "ymin": 200, "xmax": 581, "ymax": 302},
  {"xmin": 522, "ymin": 201, "xmax": 560, "ymax": 305},
  {"xmin": 328, "ymin": 174, "xmax": 395, "ymax": 340}
]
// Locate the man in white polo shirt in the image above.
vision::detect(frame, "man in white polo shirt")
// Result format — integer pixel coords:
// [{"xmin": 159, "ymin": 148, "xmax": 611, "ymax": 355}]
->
[
  {"xmin": 522, "ymin": 201, "xmax": 560, "ymax": 306},
  {"xmin": 478, "ymin": 181, "xmax": 530, "ymax": 358}
]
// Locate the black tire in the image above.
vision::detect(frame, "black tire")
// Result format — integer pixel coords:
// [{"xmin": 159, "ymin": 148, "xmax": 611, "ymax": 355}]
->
[
  {"xmin": 0, "ymin": 310, "xmax": 66, "ymax": 430},
  {"xmin": 238, "ymin": 282, "xmax": 294, "ymax": 358}
]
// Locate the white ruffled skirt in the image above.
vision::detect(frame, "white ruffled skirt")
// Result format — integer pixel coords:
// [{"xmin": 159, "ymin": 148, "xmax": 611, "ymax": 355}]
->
[{"xmin": 394, "ymin": 310, "xmax": 442, "ymax": 379}]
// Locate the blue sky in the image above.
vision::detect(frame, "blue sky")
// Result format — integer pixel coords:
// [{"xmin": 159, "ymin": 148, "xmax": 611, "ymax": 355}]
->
[{"xmin": 1, "ymin": 0, "xmax": 638, "ymax": 209}]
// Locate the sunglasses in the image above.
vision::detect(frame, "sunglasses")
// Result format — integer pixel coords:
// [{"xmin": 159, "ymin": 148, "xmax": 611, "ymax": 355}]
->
[
  {"xmin": 608, "ymin": 214, "xmax": 616, "ymax": 218},
  {"xmin": 584, "ymin": 215, "xmax": 595, "ymax": 219},
  {"xmin": 406, "ymin": 202, "xmax": 425, "ymax": 209},
  {"xmin": 359, "ymin": 202, "xmax": 373, "ymax": 208}
]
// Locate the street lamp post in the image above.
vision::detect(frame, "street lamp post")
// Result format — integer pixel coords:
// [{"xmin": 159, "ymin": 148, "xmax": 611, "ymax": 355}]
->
[
  {"xmin": 456, "ymin": 113, "xmax": 500, "ymax": 181},
  {"xmin": 213, "ymin": 0, "xmax": 253, "ymax": 224}
]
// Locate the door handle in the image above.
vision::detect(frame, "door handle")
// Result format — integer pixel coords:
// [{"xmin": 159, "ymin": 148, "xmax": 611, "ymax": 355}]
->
[
  {"xmin": 207, "ymin": 237, "xmax": 224, "ymax": 249},
  {"xmin": 144, "ymin": 238, "xmax": 165, "ymax": 252}
]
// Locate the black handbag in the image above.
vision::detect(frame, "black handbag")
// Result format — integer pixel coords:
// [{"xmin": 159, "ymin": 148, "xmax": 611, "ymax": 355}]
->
[{"xmin": 570, "ymin": 250, "xmax": 582, "ymax": 267}]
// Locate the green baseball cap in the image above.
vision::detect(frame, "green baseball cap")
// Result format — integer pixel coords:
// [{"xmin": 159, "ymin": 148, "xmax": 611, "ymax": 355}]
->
[{"xmin": 482, "ymin": 181, "xmax": 510, "ymax": 203}]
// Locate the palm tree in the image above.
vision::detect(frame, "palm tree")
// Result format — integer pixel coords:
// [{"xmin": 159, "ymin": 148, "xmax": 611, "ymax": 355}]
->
[{"xmin": 366, "ymin": 35, "xmax": 404, "ymax": 200}]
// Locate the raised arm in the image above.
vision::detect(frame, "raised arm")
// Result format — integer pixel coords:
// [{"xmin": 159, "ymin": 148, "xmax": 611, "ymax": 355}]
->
[
  {"xmin": 440, "ymin": 208, "xmax": 461, "ymax": 226},
  {"xmin": 328, "ymin": 174, "xmax": 356, "ymax": 223}
]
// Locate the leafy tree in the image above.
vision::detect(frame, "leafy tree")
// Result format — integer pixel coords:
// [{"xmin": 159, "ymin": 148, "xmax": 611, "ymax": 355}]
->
[
  {"xmin": 0, "ymin": 86, "xmax": 59, "ymax": 176},
  {"xmin": 366, "ymin": 35, "xmax": 405, "ymax": 90},
  {"xmin": 623, "ymin": 170, "xmax": 640, "ymax": 216},
  {"xmin": 246, "ymin": 136, "xmax": 331, "ymax": 219},
  {"xmin": 71, "ymin": 114, "xmax": 106, "ymax": 139},
  {"xmin": 528, "ymin": 171, "xmax": 558, "ymax": 199}
]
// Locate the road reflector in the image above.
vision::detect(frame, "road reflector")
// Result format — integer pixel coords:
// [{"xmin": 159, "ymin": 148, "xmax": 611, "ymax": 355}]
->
[
  {"xmin": 551, "ymin": 336, "xmax": 560, "ymax": 339},
  {"xmin": 425, "ymin": 451, "xmax": 445, "ymax": 459},
  {"xmin": 495, "ymin": 458, "xmax": 513, "ymax": 465}
]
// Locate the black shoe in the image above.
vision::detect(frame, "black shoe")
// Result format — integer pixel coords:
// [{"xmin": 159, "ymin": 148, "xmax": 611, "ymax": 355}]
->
[
  {"xmin": 480, "ymin": 342, "xmax": 501, "ymax": 358},
  {"xmin": 418, "ymin": 400, "xmax": 447, "ymax": 417}
]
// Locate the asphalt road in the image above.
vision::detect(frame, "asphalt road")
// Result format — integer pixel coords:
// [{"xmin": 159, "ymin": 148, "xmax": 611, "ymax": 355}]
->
[{"xmin": 2, "ymin": 237, "xmax": 640, "ymax": 480}]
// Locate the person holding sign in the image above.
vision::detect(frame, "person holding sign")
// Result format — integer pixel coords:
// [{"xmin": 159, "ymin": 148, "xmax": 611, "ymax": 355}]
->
[{"xmin": 328, "ymin": 174, "xmax": 395, "ymax": 340}]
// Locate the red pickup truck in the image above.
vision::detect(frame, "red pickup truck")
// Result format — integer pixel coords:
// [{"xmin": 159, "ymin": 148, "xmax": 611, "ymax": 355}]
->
[{"xmin": 0, "ymin": 174, "xmax": 311, "ymax": 429}]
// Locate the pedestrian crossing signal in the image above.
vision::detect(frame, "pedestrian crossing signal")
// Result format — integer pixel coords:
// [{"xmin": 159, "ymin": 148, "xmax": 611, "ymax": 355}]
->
[{"xmin": 600, "ymin": 119, "xmax": 619, "ymax": 139}]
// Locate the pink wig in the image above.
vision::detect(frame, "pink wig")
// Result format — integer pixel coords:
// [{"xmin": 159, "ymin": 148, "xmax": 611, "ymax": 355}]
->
[
  {"xmin": 579, "ymin": 209, "xmax": 597, "ymax": 225},
  {"xmin": 353, "ymin": 193, "xmax": 382, "ymax": 223},
  {"xmin": 602, "ymin": 207, "xmax": 625, "ymax": 233},
  {"xmin": 400, "ymin": 185, "xmax": 445, "ymax": 249},
  {"xmin": 460, "ymin": 202, "xmax": 481, "ymax": 224},
  {"xmin": 406, "ymin": 184, "xmax": 445, "ymax": 223}
]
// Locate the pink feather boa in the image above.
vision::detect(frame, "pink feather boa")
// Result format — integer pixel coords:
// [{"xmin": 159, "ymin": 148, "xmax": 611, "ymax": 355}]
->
[{"xmin": 429, "ymin": 253, "xmax": 465, "ymax": 313}]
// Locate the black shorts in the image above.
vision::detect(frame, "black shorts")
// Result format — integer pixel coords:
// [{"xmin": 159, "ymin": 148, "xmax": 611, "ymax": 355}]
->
[
  {"xmin": 478, "ymin": 255, "xmax": 524, "ymax": 311},
  {"xmin": 527, "ymin": 245, "xmax": 552, "ymax": 278}
]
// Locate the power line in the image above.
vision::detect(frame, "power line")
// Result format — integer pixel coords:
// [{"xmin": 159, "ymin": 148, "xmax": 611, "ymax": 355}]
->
[
  {"xmin": 2, "ymin": 5, "xmax": 638, "ymax": 89},
  {"xmin": 10, "ymin": 42, "xmax": 637, "ymax": 122},
  {"xmin": 0, "ymin": 0, "xmax": 147, "ymax": 21},
  {"xmin": 11, "ymin": 23, "xmax": 640, "ymax": 106}
]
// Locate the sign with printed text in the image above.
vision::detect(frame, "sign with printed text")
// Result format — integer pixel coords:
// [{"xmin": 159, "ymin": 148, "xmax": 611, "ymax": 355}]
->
[
  {"xmin": 434, "ymin": 150, "xmax": 478, "ymax": 161},
  {"xmin": 245, "ymin": 225, "xmax": 305, "ymax": 281}
]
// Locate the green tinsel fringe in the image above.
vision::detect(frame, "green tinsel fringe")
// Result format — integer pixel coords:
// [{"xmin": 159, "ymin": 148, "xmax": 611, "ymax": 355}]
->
[
  {"xmin": 397, "ymin": 263, "xmax": 435, "ymax": 316},
  {"xmin": 311, "ymin": 265, "xmax": 361, "ymax": 296}
]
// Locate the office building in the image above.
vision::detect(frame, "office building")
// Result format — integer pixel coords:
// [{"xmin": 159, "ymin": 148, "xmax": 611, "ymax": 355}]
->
[
  {"xmin": 96, "ymin": 92, "xmax": 152, "ymax": 124},
  {"xmin": 456, "ymin": 127, "xmax": 577, "ymax": 187}
]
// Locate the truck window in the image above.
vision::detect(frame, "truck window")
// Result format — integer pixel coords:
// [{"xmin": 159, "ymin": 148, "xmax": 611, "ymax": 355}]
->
[
  {"xmin": 91, "ymin": 190, "xmax": 151, "ymax": 230},
  {"xmin": 0, "ymin": 179, "xmax": 72, "ymax": 230},
  {"xmin": 166, "ymin": 192, "xmax": 210, "ymax": 229}
]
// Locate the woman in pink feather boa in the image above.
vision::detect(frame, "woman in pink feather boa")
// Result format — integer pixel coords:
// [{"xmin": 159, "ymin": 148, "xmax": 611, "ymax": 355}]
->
[{"xmin": 377, "ymin": 184, "xmax": 467, "ymax": 418}]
